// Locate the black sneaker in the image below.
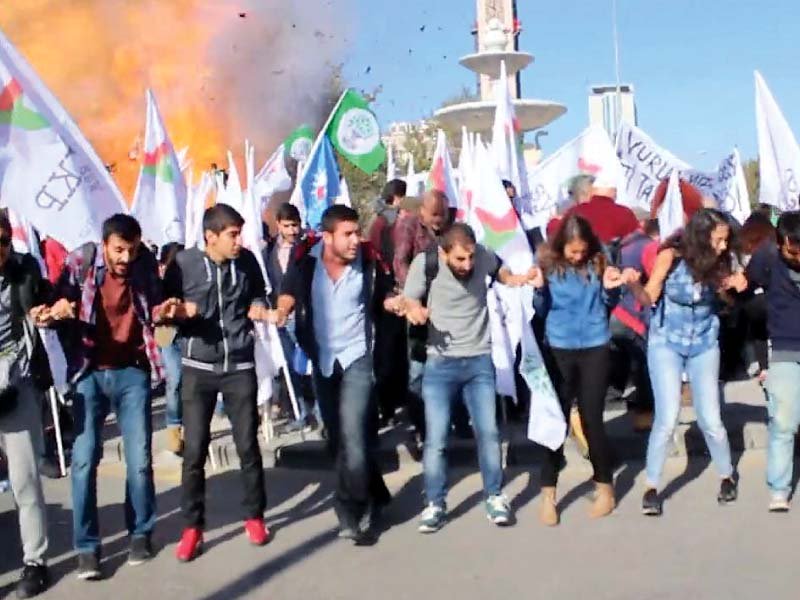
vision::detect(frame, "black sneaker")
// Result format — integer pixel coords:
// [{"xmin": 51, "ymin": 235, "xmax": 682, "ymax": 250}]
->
[
  {"xmin": 641, "ymin": 489, "xmax": 662, "ymax": 516},
  {"xmin": 76, "ymin": 552, "xmax": 102, "ymax": 581},
  {"xmin": 15, "ymin": 564, "xmax": 49, "ymax": 598},
  {"xmin": 128, "ymin": 535, "xmax": 153, "ymax": 566},
  {"xmin": 718, "ymin": 477, "xmax": 738, "ymax": 504}
]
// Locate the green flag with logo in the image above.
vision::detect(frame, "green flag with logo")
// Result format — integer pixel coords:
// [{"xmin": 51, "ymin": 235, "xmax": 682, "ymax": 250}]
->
[
  {"xmin": 326, "ymin": 89, "xmax": 386, "ymax": 174},
  {"xmin": 284, "ymin": 125, "xmax": 314, "ymax": 162}
]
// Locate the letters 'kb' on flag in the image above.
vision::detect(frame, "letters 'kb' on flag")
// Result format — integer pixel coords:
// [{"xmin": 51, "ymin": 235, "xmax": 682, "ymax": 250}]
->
[
  {"xmin": 131, "ymin": 89, "xmax": 187, "ymax": 247},
  {"xmin": 0, "ymin": 28, "xmax": 127, "ymax": 251},
  {"xmin": 327, "ymin": 89, "xmax": 386, "ymax": 174},
  {"xmin": 290, "ymin": 136, "xmax": 341, "ymax": 230}
]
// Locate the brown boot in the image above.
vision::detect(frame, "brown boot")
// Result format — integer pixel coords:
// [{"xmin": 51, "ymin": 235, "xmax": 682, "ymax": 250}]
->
[
  {"xmin": 166, "ymin": 426, "xmax": 184, "ymax": 455},
  {"xmin": 539, "ymin": 487, "xmax": 559, "ymax": 526},
  {"xmin": 589, "ymin": 482, "xmax": 616, "ymax": 518}
]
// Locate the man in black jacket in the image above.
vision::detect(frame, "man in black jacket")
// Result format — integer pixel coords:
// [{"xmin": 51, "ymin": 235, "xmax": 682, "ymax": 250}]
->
[
  {"xmin": 0, "ymin": 211, "xmax": 52, "ymax": 598},
  {"xmin": 270, "ymin": 205, "xmax": 393, "ymax": 545},
  {"xmin": 164, "ymin": 204, "xmax": 272, "ymax": 562}
]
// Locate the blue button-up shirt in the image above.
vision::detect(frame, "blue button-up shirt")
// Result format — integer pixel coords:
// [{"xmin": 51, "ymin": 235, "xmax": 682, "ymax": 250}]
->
[{"xmin": 310, "ymin": 244, "xmax": 368, "ymax": 377}]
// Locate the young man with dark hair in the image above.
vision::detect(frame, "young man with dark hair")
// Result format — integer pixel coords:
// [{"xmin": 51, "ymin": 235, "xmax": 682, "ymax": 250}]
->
[
  {"xmin": 263, "ymin": 203, "xmax": 312, "ymax": 430},
  {"xmin": 747, "ymin": 211, "xmax": 800, "ymax": 512},
  {"xmin": 0, "ymin": 212, "xmax": 53, "ymax": 598},
  {"xmin": 35, "ymin": 213, "xmax": 176, "ymax": 580},
  {"xmin": 270, "ymin": 204, "xmax": 393, "ymax": 545},
  {"xmin": 393, "ymin": 223, "xmax": 534, "ymax": 533},
  {"xmin": 164, "ymin": 204, "xmax": 272, "ymax": 562}
]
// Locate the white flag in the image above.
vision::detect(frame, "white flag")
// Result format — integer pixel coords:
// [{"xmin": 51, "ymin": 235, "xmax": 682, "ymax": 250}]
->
[
  {"xmin": 253, "ymin": 145, "xmax": 291, "ymax": 212},
  {"xmin": 131, "ymin": 89, "xmax": 187, "ymax": 247},
  {"xmin": 755, "ymin": 71, "xmax": 800, "ymax": 211},
  {"xmin": 683, "ymin": 150, "xmax": 751, "ymax": 224},
  {"xmin": 658, "ymin": 170, "xmax": 684, "ymax": 240},
  {"xmin": 176, "ymin": 146, "xmax": 191, "ymax": 173},
  {"xmin": 185, "ymin": 171, "xmax": 212, "ymax": 249},
  {"xmin": 0, "ymin": 28, "xmax": 127, "ymax": 251},
  {"xmin": 527, "ymin": 125, "xmax": 621, "ymax": 223},
  {"xmin": 335, "ymin": 176, "xmax": 352, "ymax": 207},
  {"xmin": 491, "ymin": 60, "xmax": 529, "ymax": 200},
  {"xmin": 426, "ymin": 130, "xmax": 459, "ymax": 208}
]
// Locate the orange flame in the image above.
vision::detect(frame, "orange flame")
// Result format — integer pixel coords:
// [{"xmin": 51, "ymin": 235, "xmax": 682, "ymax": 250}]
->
[{"xmin": 0, "ymin": 0, "xmax": 349, "ymax": 202}]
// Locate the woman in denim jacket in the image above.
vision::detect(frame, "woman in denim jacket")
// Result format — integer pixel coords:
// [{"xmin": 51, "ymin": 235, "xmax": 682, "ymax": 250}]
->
[
  {"xmin": 632, "ymin": 209, "xmax": 746, "ymax": 516},
  {"xmin": 532, "ymin": 215, "xmax": 637, "ymax": 525}
]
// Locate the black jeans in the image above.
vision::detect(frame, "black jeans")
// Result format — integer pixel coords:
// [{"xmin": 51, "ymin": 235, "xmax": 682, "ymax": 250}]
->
[
  {"xmin": 609, "ymin": 316, "xmax": 654, "ymax": 412},
  {"xmin": 541, "ymin": 345, "xmax": 614, "ymax": 486},
  {"xmin": 373, "ymin": 312, "xmax": 409, "ymax": 421},
  {"xmin": 181, "ymin": 367, "xmax": 266, "ymax": 528},
  {"xmin": 312, "ymin": 355, "xmax": 390, "ymax": 529}
]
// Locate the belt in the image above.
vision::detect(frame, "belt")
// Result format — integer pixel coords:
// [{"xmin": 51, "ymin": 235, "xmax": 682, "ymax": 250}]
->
[{"xmin": 181, "ymin": 357, "xmax": 255, "ymax": 373}]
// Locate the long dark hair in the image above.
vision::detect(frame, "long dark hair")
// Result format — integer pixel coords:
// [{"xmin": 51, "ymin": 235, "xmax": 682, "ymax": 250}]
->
[
  {"xmin": 662, "ymin": 208, "xmax": 733, "ymax": 285},
  {"xmin": 539, "ymin": 214, "xmax": 606, "ymax": 277}
]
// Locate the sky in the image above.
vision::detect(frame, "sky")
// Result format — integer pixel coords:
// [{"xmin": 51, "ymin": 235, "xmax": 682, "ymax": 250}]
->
[{"xmin": 342, "ymin": 0, "xmax": 800, "ymax": 171}]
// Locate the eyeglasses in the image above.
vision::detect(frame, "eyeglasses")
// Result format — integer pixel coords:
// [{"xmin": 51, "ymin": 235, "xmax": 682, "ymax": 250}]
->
[{"xmin": 0, "ymin": 236, "xmax": 11, "ymax": 248}]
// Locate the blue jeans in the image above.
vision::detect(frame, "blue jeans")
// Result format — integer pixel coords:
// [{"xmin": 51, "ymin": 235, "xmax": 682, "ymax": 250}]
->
[
  {"xmin": 71, "ymin": 367, "xmax": 156, "ymax": 554},
  {"xmin": 766, "ymin": 362, "xmax": 800, "ymax": 496},
  {"xmin": 645, "ymin": 344, "xmax": 733, "ymax": 489},
  {"xmin": 312, "ymin": 355, "xmax": 390, "ymax": 528},
  {"xmin": 422, "ymin": 354, "xmax": 502, "ymax": 506},
  {"xmin": 161, "ymin": 342, "xmax": 182, "ymax": 427}
]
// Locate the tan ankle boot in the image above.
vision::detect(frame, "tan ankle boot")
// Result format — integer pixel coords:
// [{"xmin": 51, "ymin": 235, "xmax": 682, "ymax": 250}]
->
[
  {"xmin": 166, "ymin": 426, "xmax": 184, "ymax": 455},
  {"xmin": 589, "ymin": 482, "xmax": 616, "ymax": 518},
  {"xmin": 539, "ymin": 487, "xmax": 559, "ymax": 526}
]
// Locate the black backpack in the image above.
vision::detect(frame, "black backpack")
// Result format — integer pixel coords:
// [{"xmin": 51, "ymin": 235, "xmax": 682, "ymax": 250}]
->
[{"xmin": 407, "ymin": 246, "xmax": 440, "ymax": 363}]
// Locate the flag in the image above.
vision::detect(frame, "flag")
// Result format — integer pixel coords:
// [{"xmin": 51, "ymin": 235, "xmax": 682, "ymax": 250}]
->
[
  {"xmin": 527, "ymin": 125, "xmax": 621, "ymax": 217},
  {"xmin": 131, "ymin": 89, "xmax": 187, "ymax": 247},
  {"xmin": 491, "ymin": 60, "xmax": 529, "ymax": 200},
  {"xmin": 658, "ymin": 170, "xmax": 684, "ymax": 240},
  {"xmin": 0, "ymin": 28, "xmax": 127, "ymax": 251},
  {"xmin": 683, "ymin": 150, "xmax": 751, "ymax": 225},
  {"xmin": 456, "ymin": 126, "xmax": 474, "ymax": 221},
  {"xmin": 253, "ymin": 144, "xmax": 291, "ymax": 211},
  {"xmin": 289, "ymin": 136, "xmax": 341, "ymax": 230},
  {"xmin": 176, "ymin": 146, "xmax": 191, "ymax": 173},
  {"xmin": 468, "ymin": 140, "xmax": 532, "ymax": 273},
  {"xmin": 335, "ymin": 176, "xmax": 352, "ymax": 207},
  {"xmin": 755, "ymin": 71, "xmax": 800, "ymax": 211},
  {"xmin": 386, "ymin": 143, "xmax": 397, "ymax": 181},
  {"xmin": 426, "ymin": 130, "xmax": 459, "ymax": 208},
  {"xmin": 185, "ymin": 171, "xmax": 212, "ymax": 249},
  {"xmin": 284, "ymin": 124, "xmax": 314, "ymax": 162},
  {"xmin": 327, "ymin": 89, "xmax": 386, "ymax": 174},
  {"xmin": 214, "ymin": 149, "xmax": 243, "ymax": 212}
]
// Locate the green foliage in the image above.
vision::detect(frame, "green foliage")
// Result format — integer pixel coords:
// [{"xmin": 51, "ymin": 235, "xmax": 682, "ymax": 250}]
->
[{"xmin": 743, "ymin": 158, "xmax": 759, "ymax": 207}]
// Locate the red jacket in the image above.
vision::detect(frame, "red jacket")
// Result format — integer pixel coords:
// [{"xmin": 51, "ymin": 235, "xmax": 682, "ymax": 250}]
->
[{"xmin": 549, "ymin": 195, "xmax": 640, "ymax": 244}]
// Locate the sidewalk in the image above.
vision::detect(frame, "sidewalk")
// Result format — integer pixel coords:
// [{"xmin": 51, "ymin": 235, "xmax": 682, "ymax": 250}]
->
[{"xmin": 95, "ymin": 379, "xmax": 771, "ymax": 478}]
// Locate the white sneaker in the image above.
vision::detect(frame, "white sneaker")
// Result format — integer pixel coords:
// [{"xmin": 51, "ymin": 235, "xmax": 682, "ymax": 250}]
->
[
  {"xmin": 486, "ymin": 494, "xmax": 512, "ymax": 526},
  {"xmin": 418, "ymin": 503, "xmax": 446, "ymax": 533},
  {"xmin": 769, "ymin": 493, "xmax": 790, "ymax": 513}
]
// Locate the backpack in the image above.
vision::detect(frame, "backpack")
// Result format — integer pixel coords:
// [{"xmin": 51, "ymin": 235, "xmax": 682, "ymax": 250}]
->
[{"xmin": 407, "ymin": 245, "xmax": 440, "ymax": 362}]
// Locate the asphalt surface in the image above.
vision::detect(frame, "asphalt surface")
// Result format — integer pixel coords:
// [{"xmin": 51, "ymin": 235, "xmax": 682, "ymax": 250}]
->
[{"xmin": 1, "ymin": 449, "xmax": 798, "ymax": 600}]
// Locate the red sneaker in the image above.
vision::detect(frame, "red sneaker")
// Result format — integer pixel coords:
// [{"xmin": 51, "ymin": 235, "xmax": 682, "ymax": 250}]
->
[
  {"xmin": 244, "ymin": 518, "xmax": 270, "ymax": 546},
  {"xmin": 175, "ymin": 527, "xmax": 204, "ymax": 562}
]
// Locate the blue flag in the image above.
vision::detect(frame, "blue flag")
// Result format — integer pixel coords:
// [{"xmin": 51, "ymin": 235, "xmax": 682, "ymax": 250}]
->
[{"xmin": 295, "ymin": 136, "xmax": 341, "ymax": 230}]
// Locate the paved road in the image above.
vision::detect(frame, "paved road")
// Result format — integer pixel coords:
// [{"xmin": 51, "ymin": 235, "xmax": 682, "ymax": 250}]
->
[{"xmin": 1, "ymin": 451, "xmax": 798, "ymax": 600}]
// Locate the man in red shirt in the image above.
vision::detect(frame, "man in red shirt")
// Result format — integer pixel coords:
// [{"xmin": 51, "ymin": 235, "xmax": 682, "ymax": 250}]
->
[{"xmin": 547, "ymin": 175, "xmax": 640, "ymax": 244}]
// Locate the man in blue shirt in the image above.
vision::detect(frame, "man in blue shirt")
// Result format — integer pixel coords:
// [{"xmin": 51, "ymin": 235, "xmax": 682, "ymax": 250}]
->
[{"xmin": 273, "ymin": 205, "xmax": 393, "ymax": 545}]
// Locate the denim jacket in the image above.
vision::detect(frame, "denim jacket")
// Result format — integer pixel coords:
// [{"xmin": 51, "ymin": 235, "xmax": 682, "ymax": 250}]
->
[
  {"xmin": 648, "ymin": 259, "xmax": 719, "ymax": 357},
  {"xmin": 533, "ymin": 267, "xmax": 619, "ymax": 350}
]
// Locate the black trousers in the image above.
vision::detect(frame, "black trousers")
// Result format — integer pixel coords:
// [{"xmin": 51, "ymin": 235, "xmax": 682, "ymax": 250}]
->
[
  {"xmin": 373, "ymin": 312, "xmax": 409, "ymax": 421},
  {"xmin": 312, "ymin": 356, "xmax": 390, "ymax": 529},
  {"xmin": 181, "ymin": 367, "xmax": 266, "ymax": 528},
  {"xmin": 609, "ymin": 316, "xmax": 655, "ymax": 411},
  {"xmin": 541, "ymin": 346, "xmax": 614, "ymax": 486}
]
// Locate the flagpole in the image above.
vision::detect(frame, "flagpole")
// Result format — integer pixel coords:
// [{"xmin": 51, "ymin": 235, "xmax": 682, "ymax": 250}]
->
[{"xmin": 293, "ymin": 88, "xmax": 349, "ymax": 191}]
